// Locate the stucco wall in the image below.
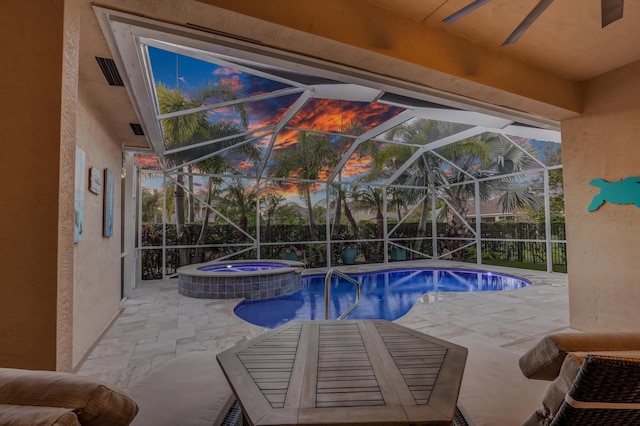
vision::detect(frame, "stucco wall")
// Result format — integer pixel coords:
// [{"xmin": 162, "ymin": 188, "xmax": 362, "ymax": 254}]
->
[
  {"xmin": 72, "ymin": 85, "xmax": 124, "ymax": 366},
  {"xmin": 0, "ymin": 1, "xmax": 67, "ymax": 370},
  {"xmin": 562, "ymin": 60, "xmax": 640, "ymax": 331}
]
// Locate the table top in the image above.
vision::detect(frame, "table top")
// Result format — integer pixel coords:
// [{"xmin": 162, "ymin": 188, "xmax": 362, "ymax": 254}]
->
[{"xmin": 217, "ymin": 320, "xmax": 467, "ymax": 425}]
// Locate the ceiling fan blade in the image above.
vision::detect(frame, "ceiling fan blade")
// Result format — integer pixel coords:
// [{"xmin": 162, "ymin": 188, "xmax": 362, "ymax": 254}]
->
[
  {"xmin": 442, "ymin": 0, "xmax": 492, "ymax": 24},
  {"xmin": 602, "ymin": 0, "xmax": 624, "ymax": 27},
  {"xmin": 502, "ymin": 0, "xmax": 555, "ymax": 46}
]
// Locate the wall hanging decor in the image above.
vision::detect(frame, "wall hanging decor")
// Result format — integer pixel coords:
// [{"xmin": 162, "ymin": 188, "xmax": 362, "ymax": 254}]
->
[
  {"xmin": 103, "ymin": 168, "xmax": 114, "ymax": 237},
  {"xmin": 89, "ymin": 166, "xmax": 102, "ymax": 194},
  {"xmin": 588, "ymin": 177, "xmax": 640, "ymax": 211},
  {"xmin": 74, "ymin": 147, "xmax": 86, "ymax": 243}
]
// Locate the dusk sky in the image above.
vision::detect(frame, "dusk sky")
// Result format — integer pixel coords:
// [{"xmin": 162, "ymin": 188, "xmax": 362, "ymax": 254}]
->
[
  {"xmin": 140, "ymin": 46, "xmax": 405, "ymax": 199},
  {"xmin": 138, "ymin": 46, "xmax": 558, "ymax": 203}
]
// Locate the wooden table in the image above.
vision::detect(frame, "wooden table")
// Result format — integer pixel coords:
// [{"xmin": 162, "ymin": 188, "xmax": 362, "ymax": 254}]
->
[{"xmin": 217, "ymin": 320, "xmax": 467, "ymax": 425}]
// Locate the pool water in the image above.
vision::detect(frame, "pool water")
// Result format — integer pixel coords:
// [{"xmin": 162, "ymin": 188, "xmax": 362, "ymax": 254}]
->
[
  {"xmin": 198, "ymin": 263, "xmax": 288, "ymax": 272},
  {"xmin": 234, "ymin": 268, "xmax": 530, "ymax": 328}
]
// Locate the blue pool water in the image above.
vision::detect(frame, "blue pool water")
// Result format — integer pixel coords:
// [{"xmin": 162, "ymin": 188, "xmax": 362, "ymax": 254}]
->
[
  {"xmin": 234, "ymin": 268, "xmax": 530, "ymax": 328},
  {"xmin": 198, "ymin": 263, "xmax": 288, "ymax": 272}
]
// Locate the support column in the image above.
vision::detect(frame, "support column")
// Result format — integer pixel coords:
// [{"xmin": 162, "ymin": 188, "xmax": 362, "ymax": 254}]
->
[
  {"xmin": 122, "ymin": 152, "xmax": 137, "ymax": 295},
  {"xmin": 0, "ymin": 0, "xmax": 79, "ymax": 371},
  {"xmin": 544, "ymin": 170, "xmax": 553, "ymax": 273}
]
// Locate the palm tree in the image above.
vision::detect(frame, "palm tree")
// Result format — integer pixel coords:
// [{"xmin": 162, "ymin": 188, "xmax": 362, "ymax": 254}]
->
[
  {"xmin": 192, "ymin": 120, "xmax": 260, "ymax": 262},
  {"xmin": 352, "ymin": 186, "xmax": 385, "ymax": 261},
  {"xmin": 157, "ymin": 84, "xmax": 201, "ymax": 265},
  {"xmin": 329, "ymin": 121, "xmax": 366, "ymax": 239},
  {"xmin": 141, "ymin": 189, "xmax": 163, "ymax": 223},
  {"xmin": 260, "ymin": 192, "xmax": 286, "ymax": 243},
  {"xmin": 380, "ymin": 119, "xmax": 542, "ymax": 257},
  {"xmin": 221, "ymin": 179, "xmax": 257, "ymax": 241},
  {"xmin": 473, "ymin": 133, "xmax": 542, "ymax": 213},
  {"xmin": 192, "ymin": 154, "xmax": 226, "ymax": 263},
  {"xmin": 157, "ymin": 82, "xmax": 250, "ymax": 265},
  {"xmin": 273, "ymin": 131, "xmax": 337, "ymax": 242}
]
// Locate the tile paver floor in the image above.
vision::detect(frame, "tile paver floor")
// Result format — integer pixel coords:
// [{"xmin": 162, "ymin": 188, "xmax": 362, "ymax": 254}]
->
[{"xmin": 75, "ymin": 260, "xmax": 571, "ymax": 389}]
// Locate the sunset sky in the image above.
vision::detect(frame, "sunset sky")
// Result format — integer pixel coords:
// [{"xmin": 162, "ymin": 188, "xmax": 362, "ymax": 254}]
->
[
  {"xmin": 141, "ymin": 46, "xmax": 405, "ymax": 200},
  {"xmin": 138, "ymin": 46, "xmax": 558, "ymax": 204}
]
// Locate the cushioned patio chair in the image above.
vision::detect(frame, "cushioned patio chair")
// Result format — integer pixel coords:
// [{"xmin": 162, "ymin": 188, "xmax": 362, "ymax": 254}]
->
[
  {"xmin": 519, "ymin": 332, "xmax": 640, "ymax": 425},
  {"xmin": 550, "ymin": 354, "xmax": 640, "ymax": 425}
]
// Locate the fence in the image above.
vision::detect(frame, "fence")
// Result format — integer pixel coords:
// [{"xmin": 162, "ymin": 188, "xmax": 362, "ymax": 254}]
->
[{"xmin": 139, "ymin": 222, "xmax": 567, "ymax": 280}]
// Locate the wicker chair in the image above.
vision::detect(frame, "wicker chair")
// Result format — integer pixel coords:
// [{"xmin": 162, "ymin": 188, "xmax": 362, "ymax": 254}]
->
[
  {"xmin": 519, "ymin": 332, "xmax": 640, "ymax": 426},
  {"xmin": 551, "ymin": 354, "xmax": 640, "ymax": 425}
]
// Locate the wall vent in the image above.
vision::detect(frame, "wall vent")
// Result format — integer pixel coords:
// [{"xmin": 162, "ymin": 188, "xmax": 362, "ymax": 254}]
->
[
  {"xmin": 96, "ymin": 57, "xmax": 124, "ymax": 86},
  {"xmin": 129, "ymin": 123, "xmax": 145, "ymax": 136}
]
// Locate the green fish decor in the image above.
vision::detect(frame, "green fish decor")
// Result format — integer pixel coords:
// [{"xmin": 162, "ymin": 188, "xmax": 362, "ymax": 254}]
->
[{"xmin": 588, "ymin": 177, "xmax": 640, "ymax": 211}]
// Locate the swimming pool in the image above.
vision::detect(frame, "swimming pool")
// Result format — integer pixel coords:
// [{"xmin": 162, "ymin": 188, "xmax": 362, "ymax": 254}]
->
[{"xmin": 234, "ymin": 268, "xmax": 531, "ymax": 328}]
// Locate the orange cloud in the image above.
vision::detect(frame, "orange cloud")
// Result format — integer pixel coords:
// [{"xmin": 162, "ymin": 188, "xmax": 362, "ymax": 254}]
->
[
  {"xmin": 134, "ymin": 154, "xmax": 161, "ymax": 170},
  {"xmin": 288, "ymin": 99, "xmax": 348, "ymax": 133},
  {"xmin": 277, "ymin": 181, "xmax": 301, "ymax": 198},
  {"xmin": 246, "ymin": 100, "xmax": 292, "ymax": 132},
  {"xmin": 213, "ymin": 67, "xmax": 237, "ymax": 76},
  {"xmin": 287, "ymin": 99, "xmax": 403, "ymax": 134},
  {"xmin": 272, "ymin": 129, "xmax": 299, "ymax": 150},
  {"xmin": 236, "ymin": 160, "xmax": 254, "ymax": 171},
  {"xmin": 219, "ymin": 74, "xmax": 243, "ymax": 91},
  {"xmin": 341, "ymin": 154, "xmax": 373, "ymax": 179}
]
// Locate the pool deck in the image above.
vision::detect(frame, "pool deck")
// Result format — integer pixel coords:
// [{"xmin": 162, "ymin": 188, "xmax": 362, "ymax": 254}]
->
[{"xmin": 75, "ymin": 260, "xmax": 572, "ymax": 389}]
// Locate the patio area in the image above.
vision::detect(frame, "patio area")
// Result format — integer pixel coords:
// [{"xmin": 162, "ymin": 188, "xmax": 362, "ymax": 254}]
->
[{"xmin": 75, "ymin": 260, "xmax": 571, "ymax": 389}]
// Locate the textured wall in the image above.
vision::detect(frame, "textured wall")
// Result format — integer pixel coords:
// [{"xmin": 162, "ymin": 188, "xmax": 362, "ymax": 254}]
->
[
  {"xmin": 562, "ymin": 60, "xmax": 640, "ymax": 331},
  {"xmin": 58, "ymin": 0, "xmax": 81, "ymax": 373},
  {"xmin": 0, "ymin": 1, "xmax": 66, "ymax": 369},
  {"xmin": 72, "ymin": 86, "xmax": 124, "ymax": 367}
]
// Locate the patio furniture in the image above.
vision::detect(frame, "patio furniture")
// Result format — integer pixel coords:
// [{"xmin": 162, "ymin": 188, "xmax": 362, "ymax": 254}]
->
[
  {"xmin": 0, "ymin": 367, "xmax": 138, "ymax": 425},
  {"xmin": 519, "ymin": 332, "xmax": 640, "ymax": 426},
  {"xmin": 217, "ymin": 319, "xmax": 468, "ymax": 425},
  {"xmin": 126, "ymin": 351, "xmax": 239, "ymax": 426},
  {"xmin": 452, "ymin": 339, "xmax": 551, "ymax": 426},
  {"xmin": 453, "ymin": 332, "xmax": 640, "ymax": 426},
  {"xmin": 0, "ymin": 351, "xmax": 241, "ymax": 426}
]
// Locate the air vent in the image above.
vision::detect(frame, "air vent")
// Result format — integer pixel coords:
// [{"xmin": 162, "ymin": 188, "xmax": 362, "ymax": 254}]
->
[
  {"xmin": 96, "ymin": 57, "xmax": 124, "ymax": 86},
  {"xmin": 129, "ymin": 123, "xmax": 144, "ymax": 136}
]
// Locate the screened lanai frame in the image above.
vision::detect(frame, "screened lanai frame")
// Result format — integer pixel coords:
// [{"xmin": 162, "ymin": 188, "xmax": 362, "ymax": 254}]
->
[{"xmin": 95, "ymin": 7, "xmax": 565, "ymax": 281}]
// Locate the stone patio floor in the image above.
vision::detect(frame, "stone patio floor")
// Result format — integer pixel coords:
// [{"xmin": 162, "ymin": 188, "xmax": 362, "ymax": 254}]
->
[{"xmin": 75, "ymin": 260, "xmax": 571, "ymax": 389}]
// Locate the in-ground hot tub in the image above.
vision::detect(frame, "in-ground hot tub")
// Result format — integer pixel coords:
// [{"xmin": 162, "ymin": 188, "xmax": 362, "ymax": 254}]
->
[{"xmin": 177, "ymin": 259, "xmax": 305, "ymax": 300}]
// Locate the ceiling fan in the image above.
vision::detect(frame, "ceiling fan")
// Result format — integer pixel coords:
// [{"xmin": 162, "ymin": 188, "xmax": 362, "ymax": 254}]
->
[{"xmin": 442, "ymin": 0, "xmax": 624, "ymax": 46}]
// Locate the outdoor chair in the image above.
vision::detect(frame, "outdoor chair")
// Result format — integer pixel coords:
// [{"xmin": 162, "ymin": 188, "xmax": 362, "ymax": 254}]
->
[{"xmin": 519, "ymin": 332, "xmax": 640, "ymax": 425}]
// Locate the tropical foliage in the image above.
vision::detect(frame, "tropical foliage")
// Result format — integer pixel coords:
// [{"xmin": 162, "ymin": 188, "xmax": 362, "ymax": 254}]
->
[
  {"xmin": 140, "ymin": 107, "xmax": 558, "ymax": 270},
  {"xmin": 156, "ymin": 82, "xmax": 257, "ymax": 265},
  {"xmin": 273, "ymin": 131, "xmax": 337, "ymax": 242}
]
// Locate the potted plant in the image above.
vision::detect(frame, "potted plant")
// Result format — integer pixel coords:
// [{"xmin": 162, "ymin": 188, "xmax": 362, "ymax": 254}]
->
[
  {"xmin": 280, "ymin": 244, "xmax": 303, "ymax": 261},
  {"xmin": 335, "ymin": 230, "xmax": 358, "ymax": 265},
  {"xmin": 390, "ymin": 247, "xmax": 407, "ymax": 261}
]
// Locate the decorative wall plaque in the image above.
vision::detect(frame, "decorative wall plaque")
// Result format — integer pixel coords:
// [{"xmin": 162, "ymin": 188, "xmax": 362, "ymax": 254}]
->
[
  {"xmin": 89, "ymin": 166, "xmax": 102, "ymax": 194},
  {"xmin": 588, "ymin": 177, "xmax": 640, "ymax": 211}
]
